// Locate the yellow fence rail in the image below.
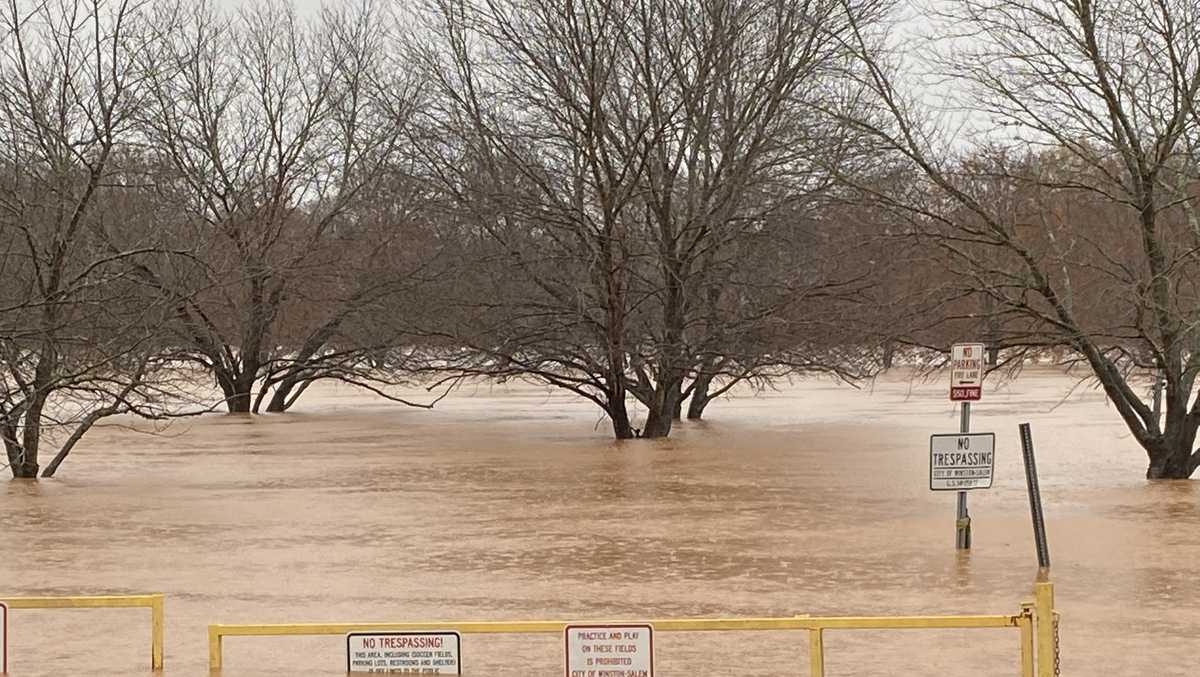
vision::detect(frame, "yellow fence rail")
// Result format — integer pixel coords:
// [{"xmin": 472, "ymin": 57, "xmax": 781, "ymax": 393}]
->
[
  {"xmin": 0, "ymin": 593, "xmax": 164, "ymax": 671},
  {"xmin": 208, "ymin": 582, "xmax": 1059, "ymax": 675}
]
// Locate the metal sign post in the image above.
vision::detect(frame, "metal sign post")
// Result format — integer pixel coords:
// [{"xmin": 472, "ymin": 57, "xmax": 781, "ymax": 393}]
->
[
  {"xmin": 949, "ymin": 343, "xmax": 986, "ymax": 550},
  {"xmin": 957, "ymin": 402, "xmax": 972, "ymax": 549},
  {"xmin": 928, "ymin": 427, "xmax": 994, "ymax": 554}
]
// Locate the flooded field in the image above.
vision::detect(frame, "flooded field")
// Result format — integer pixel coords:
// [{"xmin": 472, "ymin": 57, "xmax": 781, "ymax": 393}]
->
[{"xmin": 0, "ymin": 369, "xmax": 1194, "ymax": 675}]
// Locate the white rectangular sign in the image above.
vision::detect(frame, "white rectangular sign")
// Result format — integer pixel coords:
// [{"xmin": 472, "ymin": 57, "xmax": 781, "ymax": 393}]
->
[
  {"xmin": 346, "ymin": 631, "xmax": 461, "ymax": 674},
  {"xmin": 565, "ymin": 624, "xmax": 653, "ymax": 677},
  {"xmin": 930, "ymin": 433, "xmax": 995, "ymax": 491},
  {"xmin": 950, "ymin": 343, "xmax": 986, "ymax": 401},
  {"xmin": 1, "ymin": 601, "xmax": 6, "ymax": 672}
]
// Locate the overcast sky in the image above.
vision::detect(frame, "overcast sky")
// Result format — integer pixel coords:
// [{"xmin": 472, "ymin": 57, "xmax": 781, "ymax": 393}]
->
[
  {"xmin": 220, "ymin": 0, "xmax": 324, "ymax": 12},
  {"xmin": 212, "ymin": 0, "xmax": 986, "ymax": 141}
]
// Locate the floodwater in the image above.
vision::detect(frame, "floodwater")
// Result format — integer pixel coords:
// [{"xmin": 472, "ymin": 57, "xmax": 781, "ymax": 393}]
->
[{"xmin": 0, "ymin": 369, "xmax": 1194, "ymax": 675}]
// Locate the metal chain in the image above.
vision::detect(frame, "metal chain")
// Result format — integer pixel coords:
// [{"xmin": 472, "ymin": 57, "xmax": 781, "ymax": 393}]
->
[{"xmin": 1053, "ymin": 611, "xmax": 1062, "ymax": 676}]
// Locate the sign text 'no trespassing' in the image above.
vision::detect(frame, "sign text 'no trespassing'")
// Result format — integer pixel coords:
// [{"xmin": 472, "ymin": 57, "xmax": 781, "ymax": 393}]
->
[
  {"xmin": 930, "ymin": 433, "xmax": 995, "ymax": 491},
  {"xmin": 346, "ymin": 631, "xmax": 461, "ymax": 674}
]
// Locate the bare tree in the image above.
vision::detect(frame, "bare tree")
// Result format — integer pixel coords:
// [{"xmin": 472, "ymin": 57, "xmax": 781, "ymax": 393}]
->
[
  {"xmin": 413, "ymin": 0, "xmax": 885, "ymax": 438},
  {"xmin": 839, "ymin": 0, "xmax": 1200, "ymax": 477},
  {"xmin": 0, "ymin": 0, "xmax": 186, "ymax": 478},
  {"xmin": 132, "ymin": 0, "xmax": 433, "ymax": 413}
]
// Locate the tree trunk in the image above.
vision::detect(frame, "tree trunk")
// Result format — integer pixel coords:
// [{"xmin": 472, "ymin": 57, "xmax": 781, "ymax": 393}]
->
[
  {"xmin": 6, "ymin": 426, "xmax": 36, "ymax": 477},
  {"xmin": 227, "ymin": 388, "xmax": 253, "ymax": 413},
  {"xmin": 882, "ymin": 340, "xmax": 896, "ymax": 370},
  {"xmin": 642, "ymin": 406, "xmax": 672, "ymax": 438},
  {"xmin": 686, "ymin": 373, "xmax": 715, "ymax": 420},
  {"xmin": 3, "ymin": 429, "xmax": 34, "ymax": 478},
  {"xmin": 225, "ymin": 362, "xmax": 259, "ymax": 413},
  {"xmin": 642, "ymin": 379, "xmax": 682, "ymax": 438},
  {"xmin": 1146, "ymin": 446, "xmax": 1196, "ymax": 479},
  {"xmin": 1151, "ymin": 370, "xmax": 1164, "ymax": 429},
  {"xmin": 265, "ymin": 379, "xmax": 296, "ymax": 413},
  {"xmin": 1145, "ymin": 431, "xmax": 1199, "ymax": 479},
  {"xmin": 1144, "ymin": 394, "xmax": 1200, "ymax": 479},
  {"xmin": 10, "ymin": 458, "xmax": 38, "ymax": 478},
  {"xmin": 262, "ymin": 323, "xmax": 342, "ymax": 413},
  {"xmin": 214, "ymin": 367, "xmax": 243, "ymax": 413},
  {"xmin": 609, "ymin": 399, "xmax": 635, "ymax": 439},
  {"xmin": 983, "ymin": 292, "xmax": 1000, "ymax": 366},
  {"xmin": 265, "ymin": 376, "xmax": 316, "ymax": 413}
]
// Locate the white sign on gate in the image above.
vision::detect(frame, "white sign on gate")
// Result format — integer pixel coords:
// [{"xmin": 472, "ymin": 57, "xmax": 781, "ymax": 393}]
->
[
  {"xmin": 930, "ymin": 433, "xmax": 996, "ymax": 491},
  {"xmin": 565, "ymin": 624, "xmax": 653, "ymax": 677},
  {"xmin": 346, "ymin": 631, "xmax": 461, "ymax": 674},
  {"xmin": 1, "ymin": 601, "xmax": 7, "ymax": 672},
  {"xmin": 949, "ymin": 343, "xmax": 986, "ymax": 401}
]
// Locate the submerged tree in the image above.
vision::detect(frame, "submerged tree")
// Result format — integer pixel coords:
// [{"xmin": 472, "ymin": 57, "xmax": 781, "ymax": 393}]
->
[
  {"xmin": 133, "ymin": 0, "xmax": 434, "ymax": 413},
  {"xmin": 842, "ymin": 0, "xmax": 1200, "ymax": 478},
  {"xmin": 413, "ymin": 0, "xmax": 887, "ymax": 438},
  {"xmin": 0, "ymin": 0, "xmax": 184, "ymax": 478}
]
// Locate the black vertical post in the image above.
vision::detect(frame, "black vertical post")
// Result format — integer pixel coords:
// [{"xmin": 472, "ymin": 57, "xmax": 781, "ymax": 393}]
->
[{"xmin": 1019, "ymin": 422, "xmax": 1050, "ymax": 569}]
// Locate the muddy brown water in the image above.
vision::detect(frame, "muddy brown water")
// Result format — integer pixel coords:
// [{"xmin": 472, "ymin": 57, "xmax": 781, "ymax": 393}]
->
[{"xmin": 0, "ymin": 369, "xmax": 1194, "ymax": 675}]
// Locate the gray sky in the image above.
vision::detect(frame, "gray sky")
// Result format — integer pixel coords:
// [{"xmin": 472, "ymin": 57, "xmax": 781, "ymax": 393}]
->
[{"xmin": 220, "ymin": 0, "xmax": 326, "ymax": 13}]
